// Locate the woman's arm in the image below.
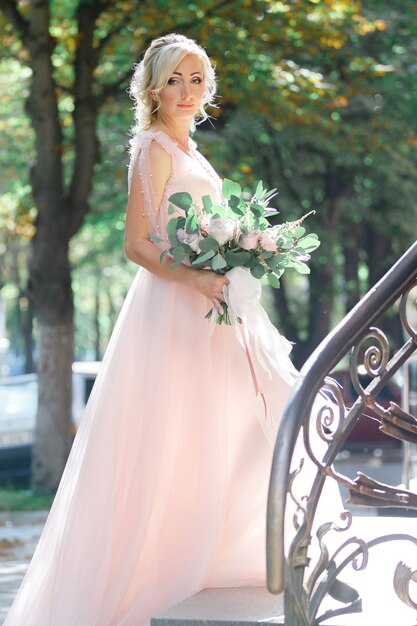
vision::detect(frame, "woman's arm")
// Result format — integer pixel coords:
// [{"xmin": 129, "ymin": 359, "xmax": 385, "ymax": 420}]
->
[{"xmin": 125, "ymin": 140, "xmax": 228, "ymax": 313}]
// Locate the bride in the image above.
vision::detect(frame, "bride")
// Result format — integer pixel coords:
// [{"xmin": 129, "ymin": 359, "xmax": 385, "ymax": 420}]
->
[{"xmin": 4, "ymin": 33, "xmax": 306, "ymax": 626}]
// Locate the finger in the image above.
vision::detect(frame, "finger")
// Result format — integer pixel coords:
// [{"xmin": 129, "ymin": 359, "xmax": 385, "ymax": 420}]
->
[{"xmin": 212, "ymin": 297, "xmax": 224, "ymax": 314}]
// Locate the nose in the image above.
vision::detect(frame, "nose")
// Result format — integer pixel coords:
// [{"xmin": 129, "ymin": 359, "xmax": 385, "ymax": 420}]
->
[{"xmin": 181, "ymin": 82, "xmax": 191, "ymax": 100}]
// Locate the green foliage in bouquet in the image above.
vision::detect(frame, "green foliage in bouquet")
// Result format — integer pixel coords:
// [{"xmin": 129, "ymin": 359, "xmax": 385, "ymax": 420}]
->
[{"xmin": 151, "ymin": 179, "xmax": 320, "ymax": 292}]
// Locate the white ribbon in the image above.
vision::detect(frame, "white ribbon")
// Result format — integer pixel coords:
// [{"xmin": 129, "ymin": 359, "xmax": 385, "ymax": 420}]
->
[{"xmin": 212, "ymin": 266, "xmax": 298, "ymax": 387}]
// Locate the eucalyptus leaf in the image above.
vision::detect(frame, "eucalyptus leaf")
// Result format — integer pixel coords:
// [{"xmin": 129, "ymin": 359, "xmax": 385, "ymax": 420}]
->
[
  {"xmin": 251, "ymin": 264, "xmax": 266, "ymax": 279},
  {"xmin": 169, "ymin": 192, "xmax": 193, "ymax": 211},
  {"xmin": 224, "ymin": 250, "xmax": 252, "ymax": 267},
  {"xmin": 192, "ymin": 249, "xmax": 215, "ymax": 265},
  {"xmin": 229, "ymin": 195, "xmax": 240, "ymax": 208},
  {"xmin": 202, "ymin": 195, "xmax": 213, "ymax": 211},
  {"xmin": 298, "ymin": 235, "xmax": 321, "ymax": 252},
  {"xmin": 212, "ymin": 253, "xmax": 227, "ymax": 271},
  {"xmin": 185, "ymin": 213, "xmax": 198, "ymax": 234},
  {"xmin": 293, "ymin": 226, "xmax": 306, "ymax": 238},
  {"xmin": 222, "ymin": 178, "xmax": 242, "ymax": 200},
  {"xmin": 229, "ymin": 203, "xmax": 245, "ymax": 216},
  {"xmin": 266, "ymin": 255, "xmax": 282, "ymax": 269},
  {"xmin": 249, "ymin": 202, "xmax": 264, "ymax": 215},
  {"xmin": 169, "ymin": 232, "xmax": 179, "ymax": 247},
  {"xmin": 150, "ymin": 233, "xmax": 163, "ymax": 243},
  {"xmin": 171, "ymin": 246, "xmax": 186, "ymax": 263},
  {"xmin": 210, "ymin": 204, "xmax": 226, "ymax": 218},
  {"xmin": 167, "ymin": 218, "xmax": 179, "ymax": 235},
  {"xmin": 199, "ymin": 236, "xmax": 219, "ymax": 252},
  {"xmin": 268, "ymin": 272, "xmax": 281, "ymax": 288},
  {"xmin": 243, "ymin": 255, "xmax": 257, "ymax": 269},
  {"xmin": 292, "ymin": 260, "xmax": 311, "ymax": 274},
  {"xmin": 167, "ymin": 204, "xmax": 175, "ymax": 215}
]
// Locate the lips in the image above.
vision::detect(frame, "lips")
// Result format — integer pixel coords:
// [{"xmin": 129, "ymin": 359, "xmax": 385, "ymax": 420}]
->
[{"xmin": 178, "ymin": 104, "xmax": 194, "ymax": 109}]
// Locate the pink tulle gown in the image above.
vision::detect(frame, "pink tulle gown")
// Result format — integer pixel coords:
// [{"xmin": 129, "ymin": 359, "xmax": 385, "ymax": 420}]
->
[{"xmin": 4, "ymin": 129, "xmax": 298, "ymax": 626}]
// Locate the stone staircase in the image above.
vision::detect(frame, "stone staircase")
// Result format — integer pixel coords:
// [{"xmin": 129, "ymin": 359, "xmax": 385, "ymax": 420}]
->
[
  {"xmin": 151, "ymin": 586, "xmax": 284, "ymax": 625},
  {"xmin": 151, "ymin": 516, "xmax": 417, "ymax": 626}
]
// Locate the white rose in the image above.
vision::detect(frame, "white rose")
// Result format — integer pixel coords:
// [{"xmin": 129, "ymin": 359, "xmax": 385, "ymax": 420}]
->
[
  {"xmin": 206, "ymin": 217, "xmax": 236, "ymax": 246},
  {"xmin": 184, "ymin": 232, "xmax": 201, "ymax": 252}
]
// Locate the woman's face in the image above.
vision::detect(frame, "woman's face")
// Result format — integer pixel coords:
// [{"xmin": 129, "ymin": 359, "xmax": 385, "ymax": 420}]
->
[{"xmin": 156, "ymin": 54, "xmax": 205, "ymax": 123}]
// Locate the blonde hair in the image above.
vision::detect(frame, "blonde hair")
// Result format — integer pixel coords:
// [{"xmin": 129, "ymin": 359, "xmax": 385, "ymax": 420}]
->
[{"xmin": 129, "ymin": 34, "xmax": 216, "ymax": 140}]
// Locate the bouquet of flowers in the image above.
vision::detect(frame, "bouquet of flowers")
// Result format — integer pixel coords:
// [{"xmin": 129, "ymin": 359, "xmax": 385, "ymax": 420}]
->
[{"xmin": 152, "ymin": 178, "xmax": 320, "ymax": 325}]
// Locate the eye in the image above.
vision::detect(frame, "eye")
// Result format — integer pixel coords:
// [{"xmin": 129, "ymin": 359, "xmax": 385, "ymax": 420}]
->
[
  {"xmin": 167, "ymin": 78, "xmax": 179, "ymax": 85},
  {"xmin": 192, "ymin": 77, "xmax": 202, "ymax": 84}
]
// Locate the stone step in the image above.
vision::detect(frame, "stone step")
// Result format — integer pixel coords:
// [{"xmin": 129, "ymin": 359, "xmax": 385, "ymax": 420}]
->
[
  {"xmin": 151, "ymin": 517, "xmax": 417, "ymax": 626},
  {"xmin": 151, "ymin": 587, "xmax": 285, "ymax": 626}
]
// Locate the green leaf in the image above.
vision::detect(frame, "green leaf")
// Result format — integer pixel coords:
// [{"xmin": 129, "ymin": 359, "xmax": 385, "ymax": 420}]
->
[
  {"xmin": 293, "ymin": 226, "xmax": 306, "ymax": 238},
  {"xmin": 150, "ymin": 233, "xmax": 163, "ymax": 243},
  {"xmin": 292, "ymin": 260, "xmax": 311, "ymax": 274},
  {"xmin": 266, "ymin": 255, "xmax": 282, "ymax": 269},
  {"xmin": 169, "ymin": 192, "xmax": 193, "ymax": 211},
  {"xmin": 222, "ymin": 178, "xmax": 242, "ymax": 200},
  {"xmin": 224, "ymin": 250, "xmax": 252, "ymax": 267},
  {"xmin": 243, "ymin": 255, "xmax": 257, "ymax": 269},
  {"xmin": 185, "ymin": 212, "xmax": 199, "ymax": 233},
  {"xmin": 267, "ymin": 272, "xmax": 281, "ymax": 288},
  {"xmin": 298, "ymin": 234, "xmax": 321, "ymax": 252},
  {"xmin": 249, "ymin": 202, "xmax": 264, "ymax": 215},
  {"xmin": 202, "ymin": 195, "xmax": 213, "ymax": 212},
  {"xmin": 199, "ymin": 236, "xmax": 219, "ymax": 252},
  {"xmin": 212, "ymin": 253, "xmax": 227, "ymax": 271},
  {"xmin": 229, "ymin": 201, "xmax": 245, "ymax": 216},
  {"xmin": 210, "ymin": 204, "xmax": 226, "ymax": 218},
  {"xmin": 167, "ymin": 204, "xmax": 175, "ymax": 215},
  {"xmin": 171, "ymin": 246, "xmax": 186, "ymax": 263},
  {"xmin": 251, "ymin": 264, "xmax": 266, "ymax": 279},
  {"xmin": 159, "ymin": 248, "xmax": 168, "ymax": 263},
  {"xmin": 192, "ymin": 249, "xmax": 216, "ymax": 265},
  {"xmin": 167, "ymin": 218, "xmax": 179, "ymax": 235},
  {"xmin": 255, "ymin": 180, "xmax": 264, "ymax": 200}
]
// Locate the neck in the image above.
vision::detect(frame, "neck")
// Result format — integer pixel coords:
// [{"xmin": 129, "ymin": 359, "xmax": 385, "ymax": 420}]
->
[{"xmin": 153, "ymin": 116, "xmax": 192, "ymax": 151}]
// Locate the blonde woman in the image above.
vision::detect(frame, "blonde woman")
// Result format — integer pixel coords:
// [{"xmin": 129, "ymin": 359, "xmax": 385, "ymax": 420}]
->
[{"xmin": 4, "ymin": 34, "xmax": 299, "ymax": 626}]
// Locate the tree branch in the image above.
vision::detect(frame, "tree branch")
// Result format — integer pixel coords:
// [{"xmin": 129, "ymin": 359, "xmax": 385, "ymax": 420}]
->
[
  {"xmin": 0, "ymin": 0, "xmax": 29, "ymax": 41},
  {"xmin": 93, "ymin": 0, "xmax": 235, "ymax": 104}
]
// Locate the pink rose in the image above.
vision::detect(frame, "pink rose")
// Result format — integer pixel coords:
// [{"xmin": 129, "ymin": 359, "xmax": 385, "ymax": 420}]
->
[
  {"xmin": 177, "ymin": 228, "xmax": 186, "ymax": 243},
  {"xmin": 260, "ymin": 229, "xmax": 277, "ymax": 252},
  {"xmin": 239, "ymin": 230, "xmax": 261, "ymax": 250}
]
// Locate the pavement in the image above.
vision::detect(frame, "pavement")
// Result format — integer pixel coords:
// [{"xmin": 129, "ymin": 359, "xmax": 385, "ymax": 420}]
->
[
  {"xmin": 0, "ymin": 510, "xmax": 48, "ymax": 622},
  {"xmin": 0, "ymin": 446, "xmax": 411, "ymax": 623}
]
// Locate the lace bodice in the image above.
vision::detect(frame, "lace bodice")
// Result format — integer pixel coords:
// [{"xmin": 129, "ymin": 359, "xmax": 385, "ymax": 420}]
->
[{"xmin": 128, "ymin": 129, "xmax": 223, "ymax": 249}]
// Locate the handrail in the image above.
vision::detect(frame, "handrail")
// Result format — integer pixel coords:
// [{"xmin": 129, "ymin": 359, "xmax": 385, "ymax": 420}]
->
[{"xmin": 267, "ymin": 240, "xmax": 417, "ymax": 624}]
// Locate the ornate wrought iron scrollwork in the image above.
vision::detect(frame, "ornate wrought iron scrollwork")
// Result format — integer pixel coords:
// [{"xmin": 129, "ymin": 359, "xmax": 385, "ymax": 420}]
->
[{"xmin": 267, "ymin": 245, "xmax": 417, "ymax": 625}]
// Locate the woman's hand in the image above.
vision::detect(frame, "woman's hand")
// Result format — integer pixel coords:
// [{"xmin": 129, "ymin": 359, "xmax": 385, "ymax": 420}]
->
[{"xmin": 190, "ymin": 270, "xmax": 230, "ymax": 314}]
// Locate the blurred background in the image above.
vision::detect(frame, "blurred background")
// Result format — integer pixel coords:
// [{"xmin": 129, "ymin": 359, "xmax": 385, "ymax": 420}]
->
[{"xmin": 0, "ymin": 0, "xmax": 416, "ymax": 493}]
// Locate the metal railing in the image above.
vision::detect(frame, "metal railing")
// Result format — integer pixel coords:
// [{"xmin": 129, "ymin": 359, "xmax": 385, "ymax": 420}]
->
[{"xmin": 267, "ymin": 241, "xmax": 417, "ymax": 625}]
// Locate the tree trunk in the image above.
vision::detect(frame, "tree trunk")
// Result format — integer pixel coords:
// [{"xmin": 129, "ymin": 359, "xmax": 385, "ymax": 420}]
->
[
  {"xmin": 23, "ymin": 296, "xmax": 34, "ymax": 373},
  {"xmin": 0, "ymin": 0, "xmax": 105, "ymax": 491},
  {"xmin": 94, "ymin": 277, "xmax": 101, "ymax": 361},
  {"xmin": 32, "ymin": 308, "xmax": 73, "ymax": 491},
  {"xmin": 343, "ymin": 239, "xmax": 361, "ymax": 313}
]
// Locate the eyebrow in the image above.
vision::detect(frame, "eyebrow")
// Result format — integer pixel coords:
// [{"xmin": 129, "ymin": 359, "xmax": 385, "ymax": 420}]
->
[{"xmin": 172, "ymin": 71, "xmax": 202, "ymax": 76}]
